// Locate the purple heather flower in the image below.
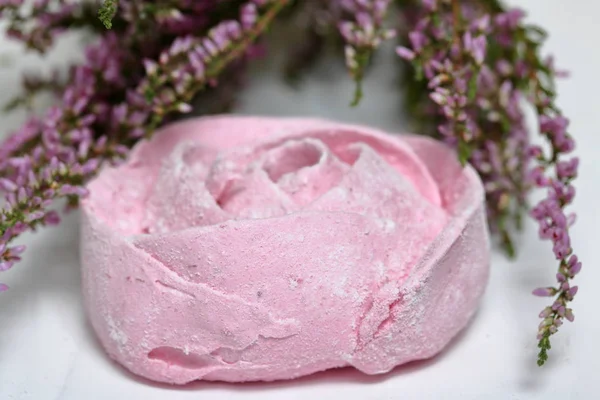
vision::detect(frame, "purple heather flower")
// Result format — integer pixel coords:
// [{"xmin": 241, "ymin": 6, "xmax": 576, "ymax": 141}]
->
[
  {"xmin": 567, "ymin": 255, "xmax": 578, "ymax": 268},
  {"xmin": 43, "ymin": 211, "xmax": 61, "ymax": 225},
  {"xmin": 537, "ymin": 221, "xmax": 552, "ymax": 239},
  {"xmin": 210, "ymin": 24, "xmax": 231, "ymax": 50},
  {"xmin": 463, "ymin": 32, "xmax": 487, "ymax": 65},
  {"xmin": 202, "ymin": 38, "xmax": 219, "ymax": 57},
  {"xmin": 569, "ymin": 263, "xmax": 582, "ymax": 277},
  {"xmin": 0, "ymin": 178, "xmax": 18, "ymax": 192},
  {"xmin": 430, "ymin": 91, "xmax": 447, "ymax": 106},
  {"xmin": 225, "ymin": 21, "xmax": 242, "ymax": 40},
  {"xmin": 472, "ymin": 15, "xmax": 491, "ymax": 33},
  {"xmin": 495, "ymin": 59, "xmax": 512, "ymax": 76},
  {"xmin": 533, "ymin": 287, "xmax": 557, "ymax": 297},
  {"xmin": 396, "ymin": 46, "xmax": 415, "ymax": 60},
  {"xmin": 565, "ymin": 309, "xmax": 575, "ymax": 322},
  {"xmin": 552, "ymin": 239, "xmax": 570, "ymax": 260},
  {"xmin": 494, "ymin": 8, "xmax": 525, "ymax": 29},
  {"xmin": 339, "ymin": 21, "xmax": 354, "ymax": 42},
  {"xmin": 530, "ymin": 201, "xmax": 550, "ymax": 221},
  {"xmin": 409, "ymin": 31, "xmax": 427, "ymax": 52},
  {"xmin": 8, "ymin": 244, "xmax": 25, "ymax": 255},
  {"xmin": 427, "ymin": 73, "xmax": 448, "ymax": 89},
  {"xmin": 556, "ymin": 158, "xmax": 579, "ymax": 180},
  {"xmin": 143, "ymin": 59, "xmax": 159, "ymax": 76},
  {"xmin": 553, "ymin": 132, "xmax": 575, "ymax": 153},
  {"xmin": 177, "ymin": 103, "xmax": 193, "ymax": 113},
  {"xmin": 421, "ymin": 0, "xmax": 436, "ymax": 11},
  {"xmin": 529, "ymin": 166, "xmax": 550, "ymax": 187},
  {"xmin": 0, "ymin": 0, "xmax": 24, "ymax": 6},
  {"xmin": 539, "ymin": 307, "xmax": 552, "ymax": 318},
  {"xmin": 549, "ymin": 181, "xmax": 576, "ymax": 204},
  {"xmin": 340, "ymin": 0, "xmax": 394, "ymax": 81},
  {"xmin": 356, "ymin": 12, "xmax": 374, "ymax": 34},
  {"xmin": 527, "ymin": 145, "xmax": 543, "ymax": 159},
  {"xmin": 0, "ymin": 261, "xmax": 14, "ymax": 271},
  {"xmin": 241, "ymin": 3, "xmax": 258, "ymax": 30},
  {"xmin": 540, "ymin": 115, "xmax": 569, "ymax": 136},
  {"xmin": 471, "ymin": 35, "xmax": 487, "ymax": 64},
  {"xmin": 189, "ymin": 52, "xmax": 206, "ymax": 79}
]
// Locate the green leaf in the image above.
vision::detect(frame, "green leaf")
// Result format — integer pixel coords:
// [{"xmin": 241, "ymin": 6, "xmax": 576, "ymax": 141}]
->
[
  {"xmin": 537, "ymin": 349, "xmax": 548, "ymax": 366},
  {"xmin": 349, "ymin": 50, "xmax": 370, "ymax": 107},
  {"xmin": 350, "ymin": 79, "xmax": 363, "ymax": 107},
  {"xmin": 501, "ymin": 230, "xmax": 516, "ymax": 259},
  {"xmin": 515, "ymin": 210, "xmax": 523, "ymax": 231},
  {"xmin": 414, "ymin": 62, "xmax": 423, "ymax": 81},
  {"xmin": 467, "ymin": 73, "xmax": 478, "ymax": 101},
  {"xmin": 457, "ymin": 140, "xmax": 472, "ymax": 166},
  {"xmin": 143, "ymin": 88, "xmax": 154, "ymax": 103},
  {"xmin": 98, "ymin": 0, "xmax": 118, "ymax": 29},
  {"xmin": 500, "ymin": 115, "xmax": 511, "ymax": 133},
  {"xmin": 537, "ymin": 335, "xmax": 552, "ymax": 366},
  {"xmin": 526, "ymin": 24, "xmax": 548, "ymax": 43},
  {"xmin": 3, "ymin": 96, "xmax": 28, "ymax": 112}
]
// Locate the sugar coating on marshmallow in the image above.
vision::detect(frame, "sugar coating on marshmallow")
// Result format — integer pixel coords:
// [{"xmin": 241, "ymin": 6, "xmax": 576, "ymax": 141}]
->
[{"xmin": 81, "ymin": 116, "xmax": 490, "ymax": 384}]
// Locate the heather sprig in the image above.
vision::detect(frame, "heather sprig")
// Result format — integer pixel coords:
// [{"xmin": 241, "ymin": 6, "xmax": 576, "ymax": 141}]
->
[
  {"xmin": 525, "ymin": 48, "xmax": 580, "ymax": 368},
  {"xmin": 396, "ymin": 0, "xmax": 580, "ymax": 366},
  {"xmin": 396, "ymin": 0, "xmax": 529, "ymax": 254},
  {"xmin": 337, "ymin": 0, "xmax": 396, "ymax": 105},
  {"xmin": 396, "ymin": 0, "xmax": 490, "ymax": 165},
  {"xmin": 480, "ymin": 5, "xmax": 580, "ymax": 367},
  {"xmin": 0, "ymin": 0, "xmax": 102, "ymax": 53},
  {"xmin": 3, "ymin": 69, "xmax": 65, "ymax": 112},
  {"xmin": 137, "ymin": 0, "xmax": 289, "ymax": 135},
  {"xmin": 0, "ymin": 0, "xmax": 289, "ymax": 290}
]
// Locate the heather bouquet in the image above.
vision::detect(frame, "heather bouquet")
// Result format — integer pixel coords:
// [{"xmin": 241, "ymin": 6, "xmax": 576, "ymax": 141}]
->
[{"xmin": 0, "ymin": 0, "xmax": 580, "ymax": 367}]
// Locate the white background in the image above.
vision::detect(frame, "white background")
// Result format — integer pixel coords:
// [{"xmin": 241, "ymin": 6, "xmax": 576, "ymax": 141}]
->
[{"xmin": 1, "ymin": 1, "xmax": 599, "ymax": 399}]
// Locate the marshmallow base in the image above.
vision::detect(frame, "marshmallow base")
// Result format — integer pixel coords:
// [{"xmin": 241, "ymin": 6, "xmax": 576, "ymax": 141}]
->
[{"xmin": 80, "ymin": 117, "xmax": 490, "ymax": 384}]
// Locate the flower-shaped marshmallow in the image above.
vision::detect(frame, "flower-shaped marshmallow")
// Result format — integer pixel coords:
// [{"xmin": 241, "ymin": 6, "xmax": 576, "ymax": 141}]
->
[{"xmin": 81, "ymin": 116, "xmax": 490, "ymax": 384}]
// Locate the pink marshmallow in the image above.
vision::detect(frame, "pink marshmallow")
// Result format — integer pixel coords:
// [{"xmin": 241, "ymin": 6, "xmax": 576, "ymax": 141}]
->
[{"xmin": 80, "ymin": 116, "xmax": 490, "ymax": 384}]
